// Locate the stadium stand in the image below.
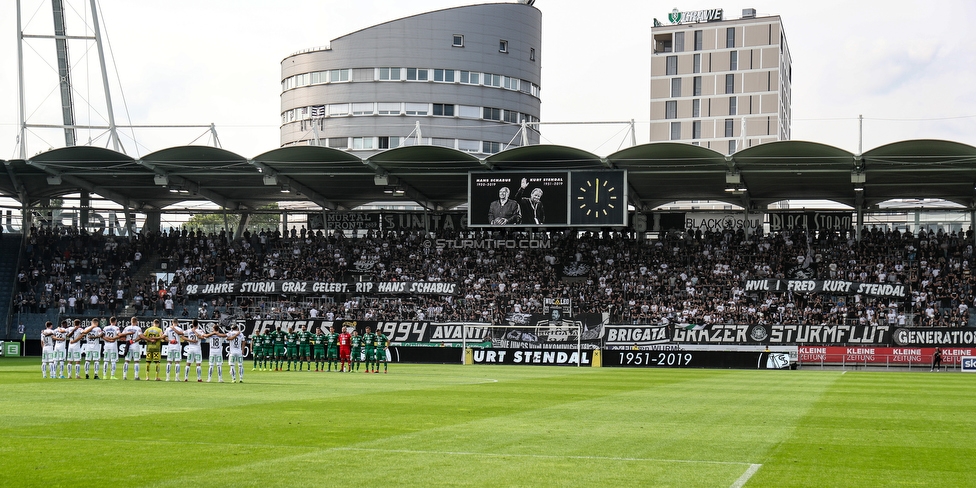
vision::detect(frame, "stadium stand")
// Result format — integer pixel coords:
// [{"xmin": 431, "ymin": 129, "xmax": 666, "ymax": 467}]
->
[{"xmin": 6, "ymin": 222, "xmax": 975, "ymax": 345}]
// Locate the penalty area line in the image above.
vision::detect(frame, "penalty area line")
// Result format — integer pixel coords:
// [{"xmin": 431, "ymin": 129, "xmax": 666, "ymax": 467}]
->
[
  {"xmin": 730, "ymin": 463, "xmax": 762, "ymax": 488},
  {"xmin": 333, "ymin": 447, "xmax": 753, "ymax": 466}
]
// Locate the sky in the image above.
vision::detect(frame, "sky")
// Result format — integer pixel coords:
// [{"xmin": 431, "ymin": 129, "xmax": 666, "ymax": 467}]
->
[{"xmin": 3, "ymin": 0, "xmax": 976, "ymax": 161}]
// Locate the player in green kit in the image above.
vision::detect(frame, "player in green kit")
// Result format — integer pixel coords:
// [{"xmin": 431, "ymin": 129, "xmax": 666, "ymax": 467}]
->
[
  {"xmin": 325, "ymin": 326, "xmax": 340, "ymax": 372},
  {"xmin": 285, "ymin": 326, "xmax": 300, "ymax": 371},
  {"xmin": 350, "ymin": 329, "xmax": 363, "ymax": 372},
  {"xmin": 251, "ymin": 330, "xmax": 263, "ymax": 371},
  {"xmin": 361, "ymin": 326, "xmax": 376, "ymax": 373},
  {"xmin": 312, "ymin": 327, "xmax": 327, "ymax": 371},
  {"xmin": 271, "ymin": 326, "xmax": 287, "ymax": 371},
  {"xmin": 297, "ymin": 325, "xmax": 312, "ymax": 371},
  {"xmin": 374, "ymin": 328, "xmax": 390, "ymax": 373},
  {"xmin": 260, "ymin": 330, "xmax": 273, "ymax": 370}
]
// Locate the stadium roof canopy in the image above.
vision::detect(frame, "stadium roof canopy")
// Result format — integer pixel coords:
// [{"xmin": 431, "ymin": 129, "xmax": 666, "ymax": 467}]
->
[{"xmin": 3, "ymin": 139, "xmax": 976, "ymax": 213}]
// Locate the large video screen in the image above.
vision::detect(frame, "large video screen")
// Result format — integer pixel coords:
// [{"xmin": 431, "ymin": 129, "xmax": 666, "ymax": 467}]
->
[
  {"xmin": 468, "ymin": 170, "xmax": 628, "ymax": 227},
  {"xmin": 468, "ymin": 172, "xmax": 568, "ymax": 227}
]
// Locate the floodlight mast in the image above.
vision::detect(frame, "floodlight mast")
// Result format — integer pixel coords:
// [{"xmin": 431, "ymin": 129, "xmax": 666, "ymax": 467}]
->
[{"xmin": 16, "ymin": 0, "xmax": 122, "ymax": 158}]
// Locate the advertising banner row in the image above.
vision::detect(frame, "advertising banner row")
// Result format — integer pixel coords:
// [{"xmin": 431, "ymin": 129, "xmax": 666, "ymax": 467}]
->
[
  {"xmin": 305, "ymin": 210, "xmax": 854, "ymax": 233},
  {"xmin": 797, "ymin": 346, "xmax": 974, "ymax": 365},
  {"xmin": 244, "ymin": 319, "xmax": 976, "ymax": 348},
  {"xmin": 467, "ymin": 348, "xmax": 794, "ymax": 369},
  {"xmin": 50, "ymin": 317, "xmax": 976, "ymax": 361}
]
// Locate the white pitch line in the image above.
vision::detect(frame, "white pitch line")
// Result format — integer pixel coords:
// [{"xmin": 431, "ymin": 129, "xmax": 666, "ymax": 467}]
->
[
  {"xmin": 333, "ymin": 447, "xmax": 753, "ymax": 466},
  {"xmin": 730, "ymin": 463, "xmax": 763, "ymax": 488}
]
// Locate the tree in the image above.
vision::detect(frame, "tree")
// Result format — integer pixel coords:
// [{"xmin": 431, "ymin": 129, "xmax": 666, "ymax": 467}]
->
[{"xmin": 184, "ymin": 204, "xmax": 281, "ymax": 235}]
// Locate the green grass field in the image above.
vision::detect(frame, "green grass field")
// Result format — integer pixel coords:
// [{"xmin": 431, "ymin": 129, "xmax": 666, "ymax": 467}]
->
[{"xmin": 0, "ymin": 357, "xmax": 972, "ymax": 487}]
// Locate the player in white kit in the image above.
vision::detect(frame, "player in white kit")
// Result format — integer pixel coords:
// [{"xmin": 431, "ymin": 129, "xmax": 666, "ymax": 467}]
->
[
  {"xmin": 164, "ymin": 320, "xmax": 185, "ymax": 381},
  {"xmin": 66, "ymin": 319, "xmax": 89, "ymax": 379},
  {"xmin": 52, "ymin": 321, "xmax": 68, "ymax": 378},
  {"xmin": 101, "ymin": 316, "xmax": 122, "ymax": 379},
  {"xmin": 41, "ymin": 321, "xmax": 56, "ymax": 378},
  {"xmin": 182, "ymin": 319, "xmax": 205, "ymax": 382},
  {"xmin": 225, "ymin": 324, "xmax": 247, "ymax": 383},
  {"xmin": 83, "ymin": 318, "xmax": 103, "ymax": 379},
  {"xmin": 204, "ymin": 325, "xmax": 225, "ymax": 383},
  {"xmin": 120, "ymin": 317, "xmax": 143, "ymax": 380}
]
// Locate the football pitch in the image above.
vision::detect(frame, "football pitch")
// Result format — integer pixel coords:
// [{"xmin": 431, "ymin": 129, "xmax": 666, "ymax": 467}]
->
[{"xmin": 0, "ymin": 357, "xmax": 972, "ymax": 487}]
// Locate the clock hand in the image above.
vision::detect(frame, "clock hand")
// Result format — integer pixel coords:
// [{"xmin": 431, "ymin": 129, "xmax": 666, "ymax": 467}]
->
[{"xmin": 595, "ymin": 178, "xmax": 599, "ymax": 204}]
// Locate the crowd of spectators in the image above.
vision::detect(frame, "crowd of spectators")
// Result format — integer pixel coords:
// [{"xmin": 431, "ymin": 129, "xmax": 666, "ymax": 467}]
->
[{"xmin": 13, "ymin": 223, "xmax": 976, "ymax": 329}]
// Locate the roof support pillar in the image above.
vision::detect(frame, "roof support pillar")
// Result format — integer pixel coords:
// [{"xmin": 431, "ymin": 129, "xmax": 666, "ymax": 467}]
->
[
  {"xmin": 123, "ymin": 209, "xmax": 136, "ymax": 237},
  {"xmin": 971, "ymin": 209, "xmax": 975, "ymax": 246},
  {"xmin": 235, "ymin": 212, "xmax": 251, "ymax": 241},
  {"xmin": 80, "ymin": 192, "xmax": 90, "ymax": 230},
  {"xmin": 144, "ymin": 211, "xmax": 161, "ymax": 235}
]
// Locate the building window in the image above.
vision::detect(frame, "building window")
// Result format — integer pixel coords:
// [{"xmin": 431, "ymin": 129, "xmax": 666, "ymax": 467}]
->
[
  {"xmin": 484, "ymin": 73, "xmax": 502, "ymax": 87},
  {"xmin": 499, "ymin": 40, "xmax": 508, "ymax": 53},
  {"xmin": 726, "ymin": 27, "xmax": 735, "ymax": 48},
  {"xmin": 377, "ymin": 102, "xmax": 400, "ymax": 115},
  {"xmin": 725, "ymin": 118, "xmax": 734, "ymax": 137},
  {"xmin": 666, "ymin": 56, "xmax": 678, "ymax": 76},
  {"xmin": 453, "ymin": 35, "xmax": 464, "ymax": 47},
  {"xmin": 378, "ymin": 136, "xmax": 402, "ymax": 150},
  {"xmin": 378, "ymin": 67, "xmax": 401, "ymax": 81},
  {"xmin": 530, "ymin": 48, "xmax": 536, "ymax": 61},
  {"xmin": 352, "ymin": 137, "xmax": 374, "ymax": 150},
  {"xmin": 483, "ymin": 107, "xmax": 502, "ymax": 121},
  {"xmin": 460, "ymin": 71, "xmax": 480, "ymax": 85},
  {"xmin": 329, "ymin": 69, "xmax": 350, "ymax": 82},
  {"xmin": 329, "ymin": 103, "xmax": 349, "ymax": 116},
  {"xmin": 692, "ymin": 99, "xmax": 700, "ymax": 117},
  {"xmin": 725, "ymin": 73, "xmax": 734, "ymax": 94},
  {"xmin": 693, "ymin": 53, "xmax": 701, "ymax": 74},
  {"xmin": 671, "ymin": 78, "xmax": 681, "ymax": 98},
  {"xmin": 692, "ymin": 120, "xmax": 701, "ymax": 139},
  {"xmin": 694, "ymin": 30, "xmax": 703, "ymax": 51},
  {"xmin": 670, "ymin": 122, "xmax": 681, "ymax": 141},
  {"xmin": 693, "ymin": 76, "xmax": 702, "ymax": 96},
  {"xmin": 729, "ymin": 97, "xmax": 737, "ymax": 116},
  {"xmin": 729, "ymin": 140, "xmax": 737, "ymax": 154},
  {"xmin": 503, "ymin": 77, "xmax": 520, "ymax": 90},
  {"xmin": 404, "ymin": 103, "xmax": 428, "ymax": 116},
  {"xmin": 674, "ymin": 32, "xmax": 685, "ymax": 53},
  {"xmin": 433, "ymin": 103, "xmax": 455, "ymax": 117},
  {"xmin": 433, "ymin": 69, "xmax": 455, "ymax": 82},
  {"xmin": 458, "ymin": 139, "xmax": 480, "ymax": 152},
  {"xmin": 406, "ymin": 68, "xmax": 429, "ymax": 81},
  {"xmin": 665, "ymin": 101, "xmax": 677, "ymax": 119},
  {"xmin": 352, "ymin": 102, "xmax": 374, "ymax": 115},
  {"xmin": 458, "ymin": 105, "xmax": 480, "ymax": 118},
  {"xmin": 327, "ymin": 137, "xmax": 346, "ymax": 149},
  {"xmin": 730, "ymin": 51, "xmax": 738, "ymax": 71},
  {"xmin": 432, "ymin": 138, "xmax": 454, "ymax": 148},
  {"xmin": 483, "ymin": 141, "xmax": 502, "ymax": 153}
]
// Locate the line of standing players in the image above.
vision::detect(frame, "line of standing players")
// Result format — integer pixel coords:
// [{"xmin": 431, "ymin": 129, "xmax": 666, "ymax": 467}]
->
[
  {"xmin": 251, "ymin": 324, "xmax": 390, "ymax": 374},
  {"xmin": 39, "ymin": 316, "xmax": 248, "ymax": 383}
]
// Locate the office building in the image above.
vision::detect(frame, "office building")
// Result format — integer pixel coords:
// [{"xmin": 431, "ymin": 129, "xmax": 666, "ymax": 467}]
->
[
  {"xmin": 280, "ymin": 2, "xmax": 542, "ymax": 155},
  {"xmin": 649, "ymin": 8, "xmax": 791, "ymax": 153}
]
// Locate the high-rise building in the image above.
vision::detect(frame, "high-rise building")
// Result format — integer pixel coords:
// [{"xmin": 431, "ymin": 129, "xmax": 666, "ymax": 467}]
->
[
  {"xmin": 649, "ymin": 8, "xmax": 791, "ymax": 154},
  {"xmin": 279, "ymin": 2, "xmax": 542, "ymax": 156}
]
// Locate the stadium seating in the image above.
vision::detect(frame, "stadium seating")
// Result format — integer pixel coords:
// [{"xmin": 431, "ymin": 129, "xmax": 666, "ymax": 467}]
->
[{"xmin": 5, "ymin": 225, "xmax": 974, "ymax": 343}]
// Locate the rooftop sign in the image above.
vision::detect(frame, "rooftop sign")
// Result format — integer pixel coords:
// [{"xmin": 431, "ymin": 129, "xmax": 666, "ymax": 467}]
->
[{"xmin": 668, "ymin": 8, "xmax": 724, "ymax": 24}]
